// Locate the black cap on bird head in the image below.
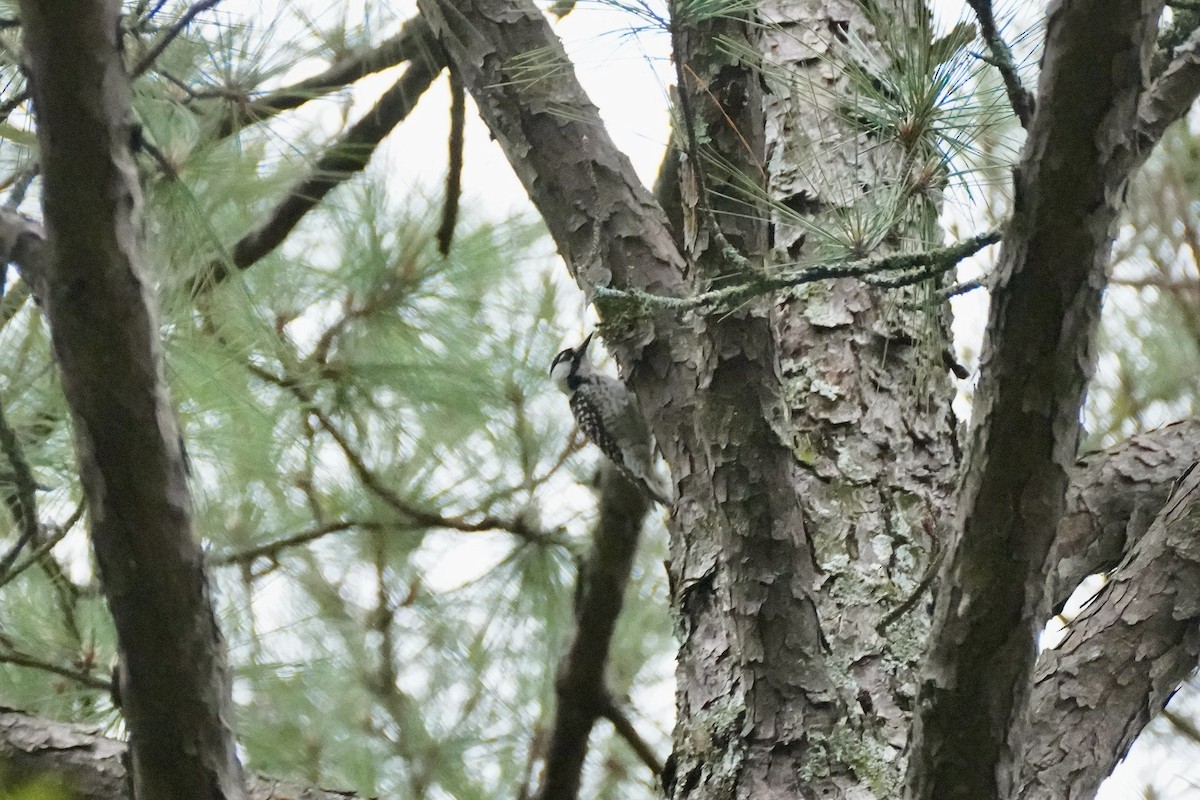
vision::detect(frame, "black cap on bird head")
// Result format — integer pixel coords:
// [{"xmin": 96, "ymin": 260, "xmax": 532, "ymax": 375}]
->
[{"xmin": 550, "ymin": 331, "xmax": 594, "ymax": 373}]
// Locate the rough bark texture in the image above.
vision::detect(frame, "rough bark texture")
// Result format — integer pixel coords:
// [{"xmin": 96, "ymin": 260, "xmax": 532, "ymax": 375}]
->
[
  {"xmin": 909, "ymin": 1, "xmax": 1165, "ymax": 798},
  {"xmin": 1009, "ymin": 463, "xmax": 1200, "ymax": 800},
  {"xmin": 416, "ymin": 3, "xmax": 835, "ymax": 797},
  {"xmin": 0, "ymin": 709, "xmax": 353, "ymax": 800},
  {"xmin": 1047, "ymin": 420, "xmax": 1200, "ymax": 615},
  {"xmin": 5, "ymin": 422, "xmax": 1199, "ymax": 797},
  {"xmin": 667, "ymin": 8, "xmax": 837, "ymax": 800},
  {"xmin": 760, "ymin": 1, "xmax": 958, "ymax": 793},
  {"xmin": 18, "ymin": 0, "xmax": 245, "ymax": 797}
]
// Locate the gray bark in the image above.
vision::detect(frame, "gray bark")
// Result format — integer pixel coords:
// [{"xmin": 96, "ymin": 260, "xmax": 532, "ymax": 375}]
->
[
  {"xmin": 1009, "ymin": 463, "xmax": 1200, "ymax": 800},
  {"xmin": 0, "ymin": 708, "xmax": 352, "ymax": 800},
  {"xmin": 761, "ymin": 1, "xmax": 959, "ymax": 793},
  {"xmin": 416, "ymin": 3, "xmax": 835, "ymax": 797},
  {"xmin": 908, "ymin": 1, "xmax": 1167, "ymax": 797},
  {"xmin": 15, "ymin": 0, "xmax": 245, "ymax": 797},
  {"xmin": 1047, "ymin": 419, "xmax": 1200, "ymax": 615}
]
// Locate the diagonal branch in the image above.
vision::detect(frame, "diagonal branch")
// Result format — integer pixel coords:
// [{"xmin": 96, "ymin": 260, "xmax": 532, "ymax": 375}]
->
[
  {"xmin": 599, "ymin": 698, "xmax": 664, "ymax": 777},
  {"xmin": 965, "ymin": 0, "xmax": 1034, "ymax": 127},
  {"xmin": 0, "ymin": 645, "xmax": 111, "ymax": 690},
  {"xmin": 131, "ymin": 0, "xmax": 223, "ymax": 78},
  {"xmin": 209, "ymin": 14, "xmax": 439, "ymax": 141},
  {"xmin": 1007, "ymin": 462, "xmax": 1200, "ymax": 800},
  {"xmin": 1138, "ymin": 25, "xmax": 1200, "ymax": 148},
  {"xmin": 537, "ymin": 464, "xmax": 653, "ymax": 800},
  {"xmin": 194, "ymin": 47, "xmax": 444, "ymax": 293},
  {"xmin": 908, "ymin": 0, "xmax": 1168, "ymax": 797},
  {"xmin": 212, "ymin": 519, "xmax": 385, "ymax": 566},
  {"xmin": 0, "ymin": 501, "xmax": 84, "ymax": 592},
  {"xmin": 0, "ymin": 400, "xmax": 41, "ymax": 578}
]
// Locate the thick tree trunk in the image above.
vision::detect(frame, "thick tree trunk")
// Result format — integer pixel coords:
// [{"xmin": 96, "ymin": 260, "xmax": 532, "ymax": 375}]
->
[
  {"xmin": 417, "ymin": 2, "xmax": 837, "ymax": 797},
  {"xmin": 761, "ymin": 1, "xmax": 959, "ymax": 794},
  {"xmin": 16, "ymin": 0, "xmax": 246, "ymax": 797},
  {"xmin": 665, "ymin": 7, "xmax": 842, "ymax": 799}
]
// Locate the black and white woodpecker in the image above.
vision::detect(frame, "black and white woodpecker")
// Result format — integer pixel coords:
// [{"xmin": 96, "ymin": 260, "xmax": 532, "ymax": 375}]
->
[{"xmin": 550, "ymin": 333, "xmax": 672, "ymax": 506}]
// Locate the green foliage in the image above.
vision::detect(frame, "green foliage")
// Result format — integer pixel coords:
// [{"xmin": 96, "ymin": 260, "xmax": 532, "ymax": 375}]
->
[
  {"xmin": 0, "ymin": 772, "xmax": 73, "ymax": 800},
  {"xmin": 1086, "ymin": 123, "xmax": 1200, "ymax": 448}
]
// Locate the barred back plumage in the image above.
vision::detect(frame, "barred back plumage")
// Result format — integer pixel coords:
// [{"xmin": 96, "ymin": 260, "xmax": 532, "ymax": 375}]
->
[{"xmin": 551, "ymin": 335, "xmax": 671, "ymax": 507}]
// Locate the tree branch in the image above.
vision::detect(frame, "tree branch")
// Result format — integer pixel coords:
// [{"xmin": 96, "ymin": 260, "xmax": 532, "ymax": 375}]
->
[
  {"xmin": 592, "ymin": 227, "xmax": 1000, "ymax": 313},
  {"xmin": 0, "ymin": 400, "xmax": 41, "ymax": 578},
  {"xmin": 1006, "ymin": 461, "xmax": 1200, "ymax": 800},
  {"xmin": 212, "ymin": 519, "xmax": 385, "ymax": 566},
  {"xmin": 909, "ymin": 0, "xmax": 1168, "ymax": 797},
  {"xmin": 437, "ymin": 66, "xmax": 465, "ymax": 256},
  {"xmin": 965, "ymin": 0, "xmax": 1034, "ymax": 127},
  {"xmin": 0, "ymin": 501, "xmax": 83, "ymax": 592},
  {"xmin": 0, "ymin": 708, "xmax": 368, "ymax": 800},
  {"xmin": 599, "ymin": 698, "xmax": 664, "ymax": 778},
  {"xmin": 131, "ymin": 0, "xmax": 223, "ymax": 78},
  {"xmin": 0, "ymin": 646, "xmax": 111, "ymax": 690},
  {"xmin": 1046, "ymin": 419, "xmax": 1200, "ymax": 617},
  {"xmin": 537, "ymin": 464, "xmax": 651, "ymax": 800},
  {"xmin": 194, "ymin": 46, "xmax": 444, "ymax": 292},
  {"xmin": 209, "ymin": 14, "xmax": 439, "ymax": 141},
  {"xmin": 1138, "ymin": 25, "xmax": 1200, "ymax": 148}
]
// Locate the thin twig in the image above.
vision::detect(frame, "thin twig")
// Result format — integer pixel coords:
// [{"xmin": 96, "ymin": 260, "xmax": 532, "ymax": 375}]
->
[
  {"xmin": 0, "ymin": 401, "xmax": 41, "ymax": 579},
  {"xmin": 0, "ymin": 502, "xmax": 83, "ymax": 592},
  {"xmin": 1111, "ymin": 276, "xmax": 1200, "ymax": 292},
  {"xmin": 940, "ymin": 276, "xmax": 986, "ymax": 300},
  {"xmin": 593, "ymin": 227, "xmax": 1002, "ymax": 313},
  {"xmin": 0, "ymin": 89, "xmax": 28, "ymax": 126},
  {"xmin": 0, "ymin": 647, "xmax": 111, "ymax": 691},
  {"xmin": 877, "ymin": 517, "xmax": 943, "ymax": 633},
  {"xmin": 600, "ymin": 697, "xmax": 664, "ymax": 776},
  {"xmin": 4, "ymin": 164, "xmax": 38, "ymax": 210},
  {"xmin": 213, "ymin": 519, "xmax": 386, "ymax": 565},
  {"xmin": 965, "ymin": 0, "xmax": 1034, "ymax": 128},
  {"xmin": 131, "ymin": 0, "xmax": 223, "ymax": 78}
]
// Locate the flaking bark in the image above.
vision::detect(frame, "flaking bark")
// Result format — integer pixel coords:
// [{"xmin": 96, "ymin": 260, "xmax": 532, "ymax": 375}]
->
[
  {"xmin": 1009, "ymin": 463, "xmax": 1200, "ymax": 800},
  {"xmin": 909, "ymin": 1, "xmax": 1167, "ymax": 797},
  {"xmin": 0, "ymin": 709, "xmax": 353, "ymax": 800},
  {"xmin": 416, "ymin": 3, "xmax": 836, "ymax": 797},
  {"xmin": 761, "ymin": 1, "xmax": 960, "ymax": 792}
]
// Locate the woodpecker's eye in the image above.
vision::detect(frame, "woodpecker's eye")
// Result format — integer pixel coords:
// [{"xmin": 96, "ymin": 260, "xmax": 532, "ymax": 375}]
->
[{"xmin": 550, "ymin": 349, "xmax": 573, "ymax": 372}]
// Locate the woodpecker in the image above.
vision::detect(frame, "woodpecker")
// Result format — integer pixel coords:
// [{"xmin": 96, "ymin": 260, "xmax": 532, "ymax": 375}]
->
[{"xmin": 550, "ymin": 333, "xmax": 671, "ymax": 506}]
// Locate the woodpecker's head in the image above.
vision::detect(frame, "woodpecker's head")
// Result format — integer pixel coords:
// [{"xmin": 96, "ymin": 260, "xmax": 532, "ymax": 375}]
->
[{"xmin": 550, "ymin": 332, "xmax": 594, "ymax": 394}]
